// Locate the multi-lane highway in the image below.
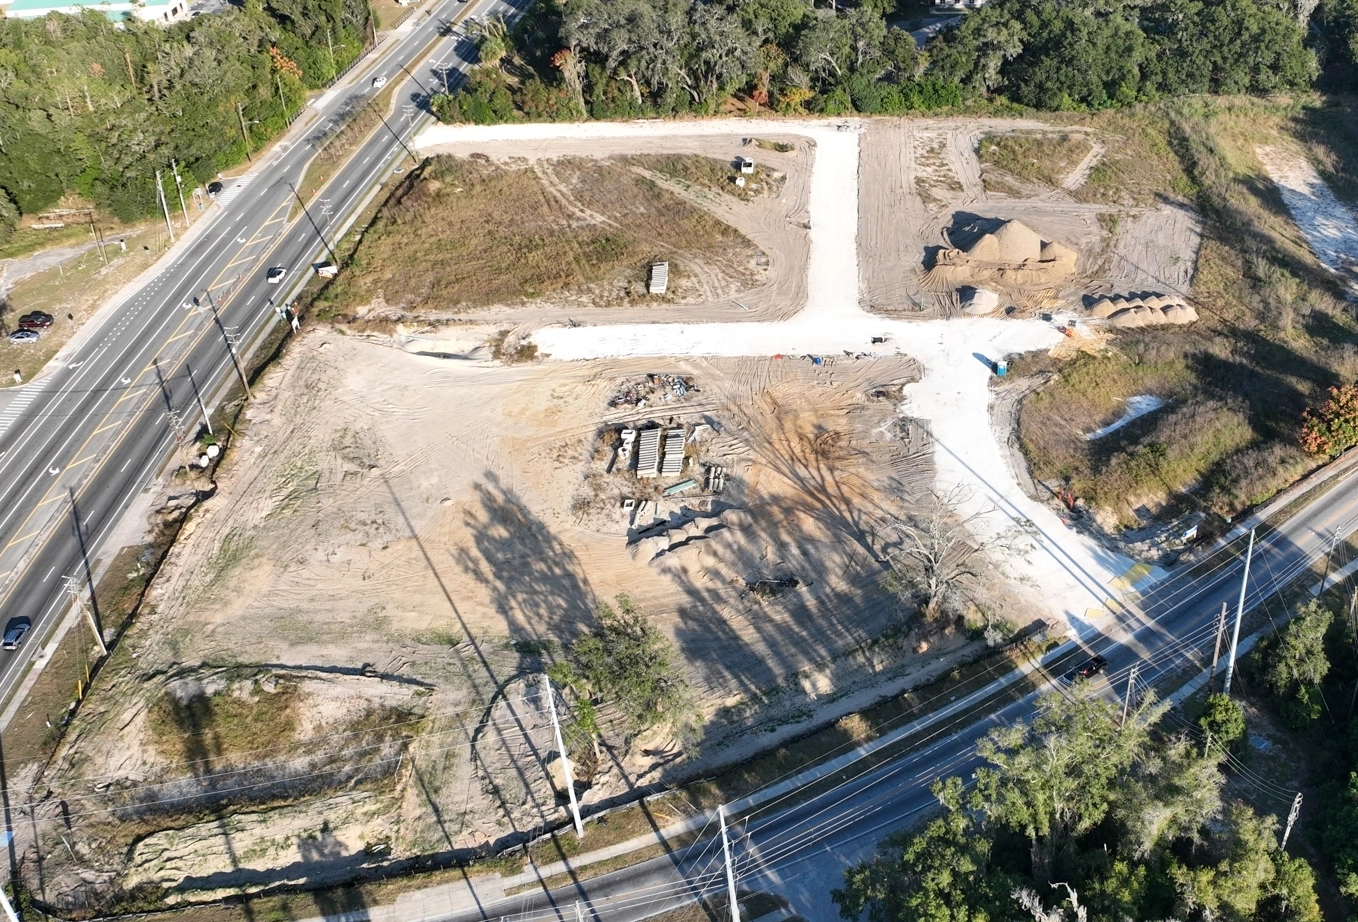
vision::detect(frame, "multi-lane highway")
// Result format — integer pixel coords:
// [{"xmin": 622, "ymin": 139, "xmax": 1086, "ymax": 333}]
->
[
  {"xmin": 428, "ymin": 470, "xmax": 1358, "ymax": 922},
  {"xmin": 0, "ymin": 0, "xmax": 524, "ymax": 714}
]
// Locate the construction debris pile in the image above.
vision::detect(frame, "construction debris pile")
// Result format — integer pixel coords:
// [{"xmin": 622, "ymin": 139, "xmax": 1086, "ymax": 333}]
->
[
  {"xmin": 1088, "ymin": 292, "xmax": 1199, "ymax": 327},
  {"xmin": 608, "ymin": 374, "xmax": 698, "ymax": 408},
  {"xmin": 923, "ymin": 220, "xmax": 1079, "ymax": 296}
]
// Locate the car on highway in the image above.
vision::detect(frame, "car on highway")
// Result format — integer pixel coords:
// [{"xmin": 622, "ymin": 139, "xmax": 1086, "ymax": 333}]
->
[
  {"xmin": 1063, "ymin": 654, "xmax": 1108, "ymax": 684},
  {"xmin": 2, "ymin": 616, "xmax": 31, "ymax": 650},
  {"xmin": 372, "ymin": 75, "xmax": 388, "ymax": 89},
  {"xmin": 207, "ymin": 180, "xmax": 224, "ymax": 198},
  {"xmin": 266, "ymin": 267, "xmax": 288, "ymax": 285},
  {"xmin": 18, "ymin": 312, "xmax": 53, "ymax": 330},
  {"xmin": 8, "ymin": 329, "xmax": 39, "ymax": 344}
]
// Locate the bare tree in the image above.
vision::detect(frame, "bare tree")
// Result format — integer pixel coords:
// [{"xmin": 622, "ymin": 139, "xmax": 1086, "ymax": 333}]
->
[{"xmin": 887, "ymin": 486, "xmax": 982, "ymax": 621}]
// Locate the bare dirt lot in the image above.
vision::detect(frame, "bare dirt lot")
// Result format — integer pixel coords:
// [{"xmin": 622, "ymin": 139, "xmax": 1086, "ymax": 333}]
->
[{"xmin": 32, "ymin": 326, "xmax": 1028, "ymax": 908}]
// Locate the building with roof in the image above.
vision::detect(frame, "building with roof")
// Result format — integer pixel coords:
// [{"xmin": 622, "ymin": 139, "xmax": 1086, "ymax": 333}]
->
[
  {"xmin": 933, "ymin": 0, "xmax": 987, "ymax": 8},
  {"xmin": 4, "ymin": 0, "xmax": 189, "ymax": 23}
]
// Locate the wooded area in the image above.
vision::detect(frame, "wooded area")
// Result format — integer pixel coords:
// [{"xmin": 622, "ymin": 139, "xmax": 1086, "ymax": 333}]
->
[
  {"xmin": 0, "ymin": 0, "xmax": 372, "ymax": 232},
  {"xmin": 433, "ymin": 0, "xmax": 1337, "ymax": 125}
]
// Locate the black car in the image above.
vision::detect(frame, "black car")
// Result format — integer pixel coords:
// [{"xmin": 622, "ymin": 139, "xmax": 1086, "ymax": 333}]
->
[
  {"xmin": 2, "ymin": 616, "xmax": 31, "ymax": 650},
  {"xmin": 1064, "ymin": 655, "xmax": 1108, "ymax": 684},
  {"xmin": 207, "ymin": 180, "xmax": 224, "ymax": 198}
]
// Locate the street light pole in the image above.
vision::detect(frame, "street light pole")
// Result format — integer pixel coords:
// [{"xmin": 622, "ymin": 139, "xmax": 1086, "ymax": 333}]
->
[{"xmin": 1223, "ymin": 528, "xmax": 1256, "ymax": 697}]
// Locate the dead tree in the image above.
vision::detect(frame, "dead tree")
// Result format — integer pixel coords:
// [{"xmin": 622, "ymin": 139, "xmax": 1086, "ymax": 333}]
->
[{"xmin": 888, "ymin": 486, "xmax": 982, "ymax": 621}]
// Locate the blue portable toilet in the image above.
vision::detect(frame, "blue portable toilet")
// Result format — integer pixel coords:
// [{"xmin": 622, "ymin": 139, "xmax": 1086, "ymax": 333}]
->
[{"xmin": 994, "ymin": 358, "xmax": 1008, "ymax": 376}]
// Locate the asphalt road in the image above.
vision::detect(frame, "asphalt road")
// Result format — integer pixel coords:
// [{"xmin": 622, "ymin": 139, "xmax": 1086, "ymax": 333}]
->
[
  {"xmin": 433, "ymin": 471, "xmax": 1358, "ymax": 922},
  {"xmin": 0, "ymin": 0, "xmax": 524, "ymax": 714}
]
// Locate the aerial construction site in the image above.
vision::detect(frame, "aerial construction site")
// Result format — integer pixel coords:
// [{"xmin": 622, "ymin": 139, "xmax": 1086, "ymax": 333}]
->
[{"xmin": 17, "ymin": 109, "xmax": 1358, "ymax": 913}]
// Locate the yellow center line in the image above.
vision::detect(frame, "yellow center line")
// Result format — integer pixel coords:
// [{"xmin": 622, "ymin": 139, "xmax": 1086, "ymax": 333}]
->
[
  {"xmin": 4, "ymin": 530, "xmax": 40, "ymax": 551},
  {"xmin": 69, "ymin": 454, "xmax": 97, "ymax": 468},
  {"xmin": 93, "ymin": 420, "xmax": 122, "ymax": 436}
]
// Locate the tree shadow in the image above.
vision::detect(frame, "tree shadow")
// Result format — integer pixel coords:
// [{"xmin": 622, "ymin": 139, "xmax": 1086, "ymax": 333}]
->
[{"xmin": 451, "ymin": 471, "xmax": 596, "ymax": 646}]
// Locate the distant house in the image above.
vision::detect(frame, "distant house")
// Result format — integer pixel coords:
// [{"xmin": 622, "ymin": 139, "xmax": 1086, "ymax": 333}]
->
[
  {"xmin": 4, "ymin": 0, "xmax": 190, "ymax": 22},
  {"xmin": 933, "ymin": 0, "xmax": 987, "ymax": 8}
]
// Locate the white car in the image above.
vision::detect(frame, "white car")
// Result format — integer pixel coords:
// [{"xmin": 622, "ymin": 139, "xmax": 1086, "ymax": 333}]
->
[
  {"xmin": 372, "ymin": 75, "xmax": 388, "ymax": 89},
  {"xmin": 266, "ymin": 267, "xmax": 288, "ymax": 285}
]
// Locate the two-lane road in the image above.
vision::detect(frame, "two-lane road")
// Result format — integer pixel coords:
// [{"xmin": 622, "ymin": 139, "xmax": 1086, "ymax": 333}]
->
[{"xmin": 0, "ymin": 0, "xmax": 526, "ymax": 713}]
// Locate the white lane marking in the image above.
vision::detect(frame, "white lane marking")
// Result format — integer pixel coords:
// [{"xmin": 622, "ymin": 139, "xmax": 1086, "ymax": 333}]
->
[{"xmin": 42, "ymin": 567, "xmax": 54, "ymax": 582}]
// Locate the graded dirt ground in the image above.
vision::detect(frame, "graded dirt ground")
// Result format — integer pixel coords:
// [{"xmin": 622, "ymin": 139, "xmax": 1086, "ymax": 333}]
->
[{"xmin": 30, "ymin": 324, "xmax": 1031, "ymax": 909}]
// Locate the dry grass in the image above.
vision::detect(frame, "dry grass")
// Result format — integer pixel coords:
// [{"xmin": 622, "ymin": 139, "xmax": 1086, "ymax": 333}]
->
[
  {"xmin": 144, "ymin": 680, "xmax": 303, "ymax": 765},
  {"xmin": 978, "ymin": 132, "xmax": 1091, "ymax": 190},
  {"xmin": 1074, "ymin": 106, "xmax": 1195, "ymax": 206},
  {"xmin": 1014, "ymin": 97, "xmax": 1355, "ymax": 528},
  {"xmin": 0, "ymin": 224, "xmax": 163, "ymax": 386},
  {"xmin": 317, "ymin": 155, "xmax": 757, "ymax": 317},
  {"xmin": 627, "ymin": 153, "xmax": 782, "ymax": 200}
]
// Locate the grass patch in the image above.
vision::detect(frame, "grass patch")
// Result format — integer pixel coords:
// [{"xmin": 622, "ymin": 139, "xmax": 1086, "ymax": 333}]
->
[
  {"xmin": 1015, "ymin": 97, "xmax": 1356, "ymax": 528},
  {"xmin": 977, "ymin": 131, "xmax": 1092, "ymax": 190},
  {"xmin": 314, "ymin": 155, "xmax": 757, "ymax": 318},
  {"xmin": 753, "ymin": 138, "xmax": 795, "ymax": 153},
  {"xmin": 1074, "ymin": 105, "xmax": 1195, "ymax": 205},
  {"xmin": 145, "ymin": 679, "xmax": 302, "ymax": 765}
]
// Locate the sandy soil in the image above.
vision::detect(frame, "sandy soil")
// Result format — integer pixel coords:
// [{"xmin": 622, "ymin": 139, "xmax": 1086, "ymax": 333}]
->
[{"xmin": 1257, "ymin": 144, "xmax": 1358, "ymax": 291}]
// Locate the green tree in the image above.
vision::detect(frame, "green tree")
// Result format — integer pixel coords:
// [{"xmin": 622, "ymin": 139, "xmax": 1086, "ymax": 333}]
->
[
  {"xmin": 974, "ymin": 688, "xmax": 1164, "ymax": 879},
  {"xmin": 1258, "ymin": 600, "xmax": 1332, "ymax": 726},
  {"xmin": 569, "ymin": 594, "xmax": 698, "ymax": 747},
  {"xmin": 1198, "ymin": 691, "xmax": 1248, "ymax": 751}
]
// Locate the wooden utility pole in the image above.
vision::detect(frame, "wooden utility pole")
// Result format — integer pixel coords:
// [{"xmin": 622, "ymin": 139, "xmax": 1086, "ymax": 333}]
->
[
  {"xmin": 154, "ymin": 169, "xmax": 175, "ymax": 244},
  {"xmin": 1208, "ymin": 602, "xmax": 1228, "ymax": 691},
  {"xmin": 171, "ymin": 160, "xmax": 189, "ymax": 229},
  {"xmin": 236, "ymin": 102, "xmax": 253, "ymax": 162}
]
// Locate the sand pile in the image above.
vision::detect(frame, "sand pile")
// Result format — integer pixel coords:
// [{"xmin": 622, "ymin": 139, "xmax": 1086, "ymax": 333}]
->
[
  {"xmin": 923, "ymin": 220, "xmax": 1078, "ymax": 291},
  {"xmin": 1088, "ymin": 292, "xmax": 1199, "ymax": 327}
]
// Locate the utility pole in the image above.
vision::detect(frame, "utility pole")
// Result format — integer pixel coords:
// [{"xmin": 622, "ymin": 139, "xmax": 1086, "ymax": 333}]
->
[
  {"xmin": 544, "ymin": 676, "xmax": 583, "ymax": 838},
  {"xmin": 168, "ymin": 410, "xmax": 194, "ymax": 476},
  {"xmin": 326, "ymin": 28, "xmax": 337, "ymax": 82},
  {"xmin": 236, "ymin": 101, "xmax": 253, "ymax": 163},
  {"xmin": 171, "ymin": 160, "xmax": 189, "ymax": 229},
  {"xmin": 154, "ymin": 170, "xmax": 176, "ymax": 244},
  {"xmin": 0, "ymin": 882, "xmax": 20, "ymax": 922},
  {"xmin": 86, "ymin": 211, "xmax": 107, "ymax": 267},
  {"xmin": 276, "ymin": 73, "xmax": 289, "ymax": 124},
  {"xmin": 223, "ymin": 326, "xmax": 252, "ymax": 401},
  {"xmin": 63, "ymin": 575, "xmax": 107, "ymax": 658},
  {"xmin": 1281, "ymin": 792, "xmax": 1303, "ymax": 849},
  {"xmin": 1223, "ymin": 528, "xmax": 1256, "ymax": 697},
  {"xmin": 403, "ymin": 103, "xmax": 415, "ymax": 126},
  {"xmin": 719, "ymin": 805, "xmax": 740, "ymax": 922},
  {"xmin": 186, "ymin": 364, "xmax": 212, "ymax": 437},
  {"xmin": 1121, "ymin": 664, "xmax": 1138, "ymax": 727},
  {"xmin": 1208, "ymin": 602, "xmax": 1228, "ymax": 691},
  {"xmin": 1203, "ymin": 729, "xmax": 1212, "ymax": 760}
]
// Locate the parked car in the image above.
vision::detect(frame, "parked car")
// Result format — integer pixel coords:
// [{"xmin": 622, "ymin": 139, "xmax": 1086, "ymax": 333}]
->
[
  {"xmin": 1063, "ymin": 655, "xmax": 1109, "ymax": 684},
  {"xmin": 371, "ymin": 75, "xmax": 388, "ymax": 89},
  {"xmin": 207, "ymin": 180, "xmax": 224, "ymax": 198},
  {"xmin": 2, "ymin": 616, "xmax": 31, "ymax": 650},
  {"xmin": 266, "ymin": 266, "xmax": 288, "ymax": 285},
  {"xmin": 8, "ymin": 329, "xmax": 39, "ymax": 344},
  {"xmin": 18, "ymin": 312, "xmax": 53, "ymax": 330}
]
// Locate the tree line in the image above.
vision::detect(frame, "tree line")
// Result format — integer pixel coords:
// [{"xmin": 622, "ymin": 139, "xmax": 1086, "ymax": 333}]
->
[
  {"xmin": 433, "ymin": 0, "xmax": 1325, "ymax": 126},
  {"xmin": 835, "ymin": 688, "xmax": 1322, "ymax": 922},
  {"xmin": 0, "ymin": 0, "xmax": 373, "ymax": 235}
]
